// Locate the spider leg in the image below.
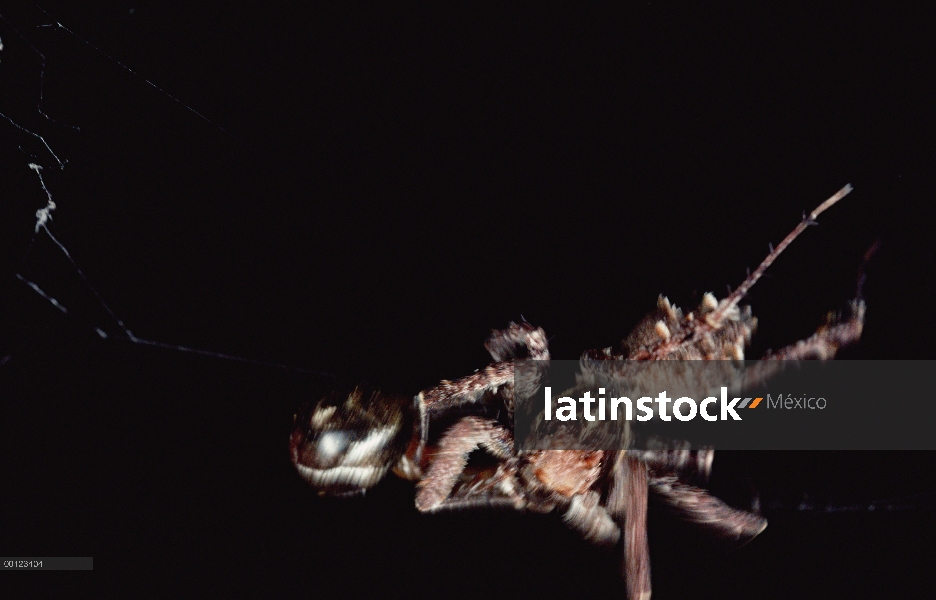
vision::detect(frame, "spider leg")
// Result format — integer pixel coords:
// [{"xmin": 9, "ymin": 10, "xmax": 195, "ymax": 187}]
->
[
  {"xmin": 415, "ymin": 323, "xmax": 550, "ymax": 464},
  {"xmin": 631, "ymin": 444, "xmax": 714, "ymax": 483},
  {"xmin": 607, "ymin": 452, "xmax": 652, "ymax": 600},
  {"xmin": 414, "ymin": 362, "xmax": 516, "ymax": 464},
  {"xmin": 418, "ymin": 495, "xmax": 525, "ymax": 511},
  {"xmin": 761, "ymin": 299, "xmax": 865, "ymax": 360},
  {"xmin": 649, "ymin": 474, "xmax": 767, "ymax": 543},
  {"xmin": 562, "ymin": 491, "xmax": 622, "ymax": 544},
  {"xmin": 724, "ymin": 298, "xmax": 866, "ymax": 393},
  {"xmin": 415, "ymin": 416, "xmax": 519, "ymax": 512},
  {"xmin": 484, "ymin": 321, "xmax": 550, "ymax": 362}
]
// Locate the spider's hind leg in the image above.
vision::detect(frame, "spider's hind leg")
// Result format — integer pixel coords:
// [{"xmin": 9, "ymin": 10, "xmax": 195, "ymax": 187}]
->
[
  {"xmin": 762, "ymin": 299, "xmax": 865, "ymax": 360},
  {"xmin": 648, "ymin": 475, "xmax": 767, "ymax": 543}
]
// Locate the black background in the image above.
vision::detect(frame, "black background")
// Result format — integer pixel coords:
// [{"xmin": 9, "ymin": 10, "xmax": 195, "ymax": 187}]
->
[{"xmin": 1, "ymin": 2, "xmax": 935, "ymax": 598}]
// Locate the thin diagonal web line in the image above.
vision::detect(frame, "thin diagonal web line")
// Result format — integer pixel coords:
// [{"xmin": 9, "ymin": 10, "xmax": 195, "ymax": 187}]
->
[
  {"xmin": 18, "ymin": 176, "xmax": 334, "ymax": 376},
  {"xmin": 30, "ymin": 2, "xmax": 235, "ymax": 139}
]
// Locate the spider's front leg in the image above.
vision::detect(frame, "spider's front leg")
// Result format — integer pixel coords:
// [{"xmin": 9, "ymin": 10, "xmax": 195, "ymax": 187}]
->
[
  {"xmin": 415, "ymin": 322, "xmax": 548, "ymax": 463},
  {"xmin": 414, "ymin": 416, "xmax": 524, "ymax": 512}
]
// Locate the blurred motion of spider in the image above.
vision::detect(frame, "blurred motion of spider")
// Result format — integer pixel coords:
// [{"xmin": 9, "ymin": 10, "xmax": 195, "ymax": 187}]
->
[{"xmin": 291, "ymin": 185, "xmax": 864, "ymax": 599}]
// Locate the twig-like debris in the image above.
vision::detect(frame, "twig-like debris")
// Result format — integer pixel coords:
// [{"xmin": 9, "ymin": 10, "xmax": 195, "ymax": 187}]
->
[{"xmin": 714, "ymin": 184, "xmax": 852, "ymax": 320}]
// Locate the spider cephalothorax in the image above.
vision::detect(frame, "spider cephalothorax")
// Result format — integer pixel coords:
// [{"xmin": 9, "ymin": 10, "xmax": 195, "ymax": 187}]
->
[{"xmin": 291, "ymin": 186, "xmax": 865, "ymax": 599}]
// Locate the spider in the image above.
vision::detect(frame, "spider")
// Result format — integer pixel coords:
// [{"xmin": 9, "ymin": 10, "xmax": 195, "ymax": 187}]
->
[{"xmin": 290, "ymin": 185, "xmax": 864, "ymax": 599}]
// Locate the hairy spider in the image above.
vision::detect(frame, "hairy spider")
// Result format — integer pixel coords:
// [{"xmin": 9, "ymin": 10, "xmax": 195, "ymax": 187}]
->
[{"xmin": 290, "ymin": 185, "xmax": 864, "ymax": 599}]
